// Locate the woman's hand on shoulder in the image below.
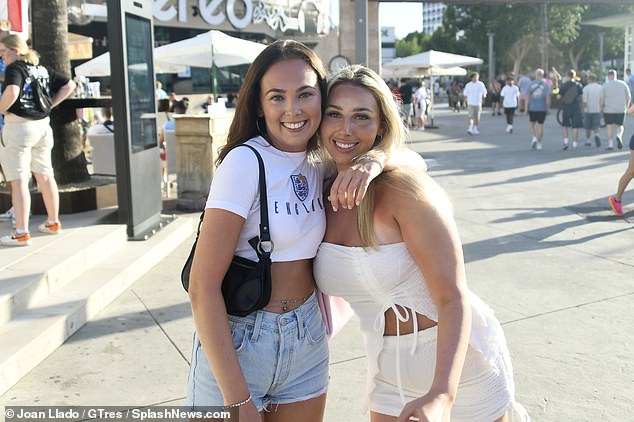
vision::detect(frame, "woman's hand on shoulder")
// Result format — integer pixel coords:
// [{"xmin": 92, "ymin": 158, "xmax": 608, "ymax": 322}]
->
[
  {"xmin": 397, "ymin": 392, "xmax": 453, "ymax": 422},
  {"xmin": 328, "ymin": 148, "xmax": 427, "ymax": 212},
  {"xmin": 328, "ymin": 157, "xmax": 383, "ymax": 211}
]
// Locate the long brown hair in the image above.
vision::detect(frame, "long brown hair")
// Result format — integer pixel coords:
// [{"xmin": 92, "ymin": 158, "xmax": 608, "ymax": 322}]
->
[
  {"xmin": 217, "ymin": 40, "xmax": 327, "ymax": 165},
  {"xmin": 0, "ymin": 34, "xmax": 39, "ymax": 65}
]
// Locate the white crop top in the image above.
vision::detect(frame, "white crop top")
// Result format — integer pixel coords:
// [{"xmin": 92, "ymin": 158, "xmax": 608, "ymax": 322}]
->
[
  {"xmin": 314, "ymin": 242, "xmax": 515, "ymax": 413},
  {"xmin": 205, "ymin": 137, "xmax": 326, "ymax": 262}
]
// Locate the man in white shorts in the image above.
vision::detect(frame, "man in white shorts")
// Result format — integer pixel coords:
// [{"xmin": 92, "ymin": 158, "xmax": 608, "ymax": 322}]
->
[{"xmin": 463, "ymin": 72, "xmax": 487, "ymax": 135}]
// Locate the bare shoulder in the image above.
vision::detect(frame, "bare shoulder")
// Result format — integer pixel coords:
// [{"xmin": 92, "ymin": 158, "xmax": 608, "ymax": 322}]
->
[{"xmin": 374, "ymin": 170, "xmax": 452, "ymax": 221}]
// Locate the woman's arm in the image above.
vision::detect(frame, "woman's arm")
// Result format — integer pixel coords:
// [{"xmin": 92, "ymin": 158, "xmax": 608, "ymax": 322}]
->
[
  {"xmin": 391, "ymin": 176, "xmax": 471, "ymax": 422},
  {"xmin": 0, "ymin": 84, "xmax": 20, "ymax": 114},
  {"xmin": 328, "ymin": 148, "xmax": 427, "ymax": 211},
  {"xmin": 50, "ymin": 80, "xmax": 76, "ymax": 109},
  {"xmin": 188, "ymin": 209, "xmax": 260, "ymax": 420}
]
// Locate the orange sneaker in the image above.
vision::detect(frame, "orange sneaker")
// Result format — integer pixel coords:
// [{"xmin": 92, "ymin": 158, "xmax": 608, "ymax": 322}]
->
[
  {"xmin": 38, "ymin": 221, "xmax": 62, "ymax": 235},
  {"xmin": 1, "ymin": 232, "xmax": 32, "ymax": 246}
]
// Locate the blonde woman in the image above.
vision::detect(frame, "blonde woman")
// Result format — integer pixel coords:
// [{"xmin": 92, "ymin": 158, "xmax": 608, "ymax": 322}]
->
[
  {"xmin": 0, "ymin": 35, "xmax": 75, "ymax": 246},
  {"xmin": 314, "ymin": 65, "xmax": 530, "ymax": 422}
]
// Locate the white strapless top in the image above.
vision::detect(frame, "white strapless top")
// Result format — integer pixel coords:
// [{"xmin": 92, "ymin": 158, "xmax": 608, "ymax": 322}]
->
[{"xmin": 314, "ymin": 242, "xmax": 515, "ymax": 413}]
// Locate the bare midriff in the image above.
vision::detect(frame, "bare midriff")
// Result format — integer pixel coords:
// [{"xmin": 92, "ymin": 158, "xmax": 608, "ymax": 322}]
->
[
  {"xmin": 4, "ymin": 113, "xmax": 31, "ymax": 123},
  {"xmin": 383, "ymin": 304, "xmax": 437, "ymax": 336},
  {"xmin": 262, "ymin": 259, "xmax": 315, "ymax": 314}
]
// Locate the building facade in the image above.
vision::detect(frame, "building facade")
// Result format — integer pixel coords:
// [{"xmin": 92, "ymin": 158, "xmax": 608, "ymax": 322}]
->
[
  {"xmin": 381, "ymin": 27, "xmax": 397, "ymax": 63},
  {"xmin": 422, "ymin": 2, "xmax": 446, "ymax": 35}
]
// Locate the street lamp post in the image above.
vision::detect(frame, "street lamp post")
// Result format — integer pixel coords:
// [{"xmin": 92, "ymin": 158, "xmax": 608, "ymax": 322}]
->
[
  {"xmin": 487, "ymin": 32, "xmax": 495, "ymax": 84},
  {"xmin": 599, "ymin": 32, "xmax": 605, "ymax": 81},
  {"xmin": 541, "ymin": 2, "xmax": 549, "ymax": 72},
  {"xmin": 354, "ymin": 0, "xmax": 368, "ymax": 66}
]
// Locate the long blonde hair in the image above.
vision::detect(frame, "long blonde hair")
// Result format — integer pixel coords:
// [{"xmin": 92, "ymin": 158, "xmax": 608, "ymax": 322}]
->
[
  {"xmin": 324, "ymin": 65, "xmax": 427, "ymax": 246},
  {"xmin": 0, "ymin": 34, "xmax": 39, "ymax": 65}
]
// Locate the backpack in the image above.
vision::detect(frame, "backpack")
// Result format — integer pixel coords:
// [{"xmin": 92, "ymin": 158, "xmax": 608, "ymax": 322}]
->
[
  {"xmin": 561, "ymin": 82, "xmax": 579, "ymax": 105},
  {"xmin": 16, "ymin": 62, "xmax": 53, "ymax": 119}
]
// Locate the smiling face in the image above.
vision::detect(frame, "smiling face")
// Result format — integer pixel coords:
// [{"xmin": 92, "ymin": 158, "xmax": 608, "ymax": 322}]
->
[
  {"xmin": 258, "ymin": 58, "xmax": 322, "ymax": 152},
  {"xmin": 0, "ymin": 42, "xmax": 17, "ymax": 65},
  {"xmin": 321, "ymin": 83, "xmax": 382, "ymax": 170}
]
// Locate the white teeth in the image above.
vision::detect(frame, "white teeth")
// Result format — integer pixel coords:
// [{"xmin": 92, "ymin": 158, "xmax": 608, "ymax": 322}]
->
[
  {"xmin": 283, "ymin": 121, "xmax": 306, "ymax": 129},
  {"xmin": 335, "ymin": 141, "xmax": 355, "ymax": 150}
]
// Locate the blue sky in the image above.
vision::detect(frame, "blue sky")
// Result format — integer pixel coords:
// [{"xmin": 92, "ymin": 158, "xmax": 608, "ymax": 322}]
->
[{"xmin": 379, "ymin": 2, "xmax": 423, "ymax": 39}]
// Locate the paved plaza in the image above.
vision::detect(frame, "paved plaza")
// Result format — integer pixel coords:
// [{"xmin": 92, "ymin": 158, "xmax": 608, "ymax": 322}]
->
[{"xmin": 1, "ymin": 103, "xmax": 633, "ymax": 422}]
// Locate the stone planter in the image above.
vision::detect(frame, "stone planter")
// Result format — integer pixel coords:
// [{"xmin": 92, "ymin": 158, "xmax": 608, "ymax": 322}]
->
[
  {"xmin": 0, "ymin": 176, "xmax": 117, "ymax": 215},
  {"xmin": 174, "ymin": 112, "xmax": 232, "ymax": 210}
]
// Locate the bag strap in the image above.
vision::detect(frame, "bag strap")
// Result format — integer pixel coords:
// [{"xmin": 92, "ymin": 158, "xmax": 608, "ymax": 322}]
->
[
  {"xmin": 239, "ymin": 144, "xmax": 273, "ymax": 259},
  {"xmin": 192, "ymin": 143, "xmax": 272, "ymax": 259}
]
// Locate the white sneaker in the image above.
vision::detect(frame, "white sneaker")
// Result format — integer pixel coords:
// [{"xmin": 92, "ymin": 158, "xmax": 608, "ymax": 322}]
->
[
  {"xmin": 536, "ymin": 142, "xmax": 543, "ymax": 150},
  {"xmin": 473, "ymin": 127, "xmax": 480, "ymax": 134},
  {"xmin": 0, "ymin": 232, "xmax": 32, "ymax": 247},
  {"xmin": 467, "ymin": 128, "xmax": 474, "ymax": 135},
  {"xmin": 0, "ymin": 208, "xmax": 14, "ymax": 221},
  {"xmin": 572, "ymin": 141, "xmax": 578, "ymax": 149},
  {"xmin": 530, "ymin": 138, "xmax": 537, "ymax": 149},
  {"xmin": 607, "ymin": 140, "xmax": 614, "ymax": 150}
]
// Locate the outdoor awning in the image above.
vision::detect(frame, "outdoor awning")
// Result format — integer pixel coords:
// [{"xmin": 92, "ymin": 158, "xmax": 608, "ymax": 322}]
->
[
  {"xmin": 582, "ymin": 13, "xmax": 634, "ymax": 28},
  {"xmin": 383, "ymin": 50, "xmax": 483, "ymax": 73},
  {"xmin": 68, "ymin": 32, "xmax": 93, "ymax": 60}
]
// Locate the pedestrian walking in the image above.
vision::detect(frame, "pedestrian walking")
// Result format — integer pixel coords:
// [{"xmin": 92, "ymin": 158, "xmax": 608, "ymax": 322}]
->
[
  {"xmin": 518, "ymin": 72, "xmax": 531, "ymax": 113},
  {"xmin": 413, "ymin": 80, "xmax": 428, "ymax": 131},
  {"xmin": 608, "ymin": 104, "xmax": 634, "ymax": 217},
  {"xmin": 626, "ymin": 68, "xmax": 633, "ymax": 95},
  {"xmin": 601, "ymin": 69, "xmax": 631, "ymax": 150},
  {"xmin": 463, "ymin": 72, "xmax": 487, "ymax": 135},
  {"xmin": 558, "ymin": 70, "xmax": 584, "ymax": 150},
  {"xmin": 398, "ymin": 79, "xmax": 413, "ymax": 129},
  {"xmin": 0, "ymin": 35, "xmax": 76, "ymax": 247},
  {"xmin": 315, "ymin": 64, "xmax": 530, "ymax": 422},
  {"xmin": 449, "ymin": 80, "xmax": 462, "ymax": 112},
  {"xmin": 500, "ymin": 77, "xmax": 520, "ymax": 134},
  {"xmin": 489, "ymin": 78, "xmax": 502, "ymax": 116},
  {"xmin": 527, "ymin": 69, "xmax": 552, "ymax": 150},
  {"xmin": 582, "ymin": 73, "xmax": 603, "ymax": 147}
]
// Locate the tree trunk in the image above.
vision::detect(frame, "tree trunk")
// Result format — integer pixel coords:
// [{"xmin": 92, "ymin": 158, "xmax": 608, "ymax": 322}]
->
[
  {"xmin": 567, "ymin": 47, "xmax": 585, "ymax": 73},
  {"xmin": 31, "ymin": 0, "xmax": 89, "ymax": 184},
  {"xmin": 509, "ymin": 38, "xmax": 532, "ymax": 78}
]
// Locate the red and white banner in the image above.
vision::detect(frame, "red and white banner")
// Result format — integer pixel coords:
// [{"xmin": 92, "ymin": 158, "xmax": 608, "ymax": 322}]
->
[{"xmin": 0, "ymin": 0, "xmax": 28, "ymax": 36}]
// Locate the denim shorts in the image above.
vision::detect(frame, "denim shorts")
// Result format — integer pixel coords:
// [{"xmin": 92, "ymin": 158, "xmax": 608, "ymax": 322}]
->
[{"xmin": 186, "ymin": 291, "xmax": 329, "ymax": 411}]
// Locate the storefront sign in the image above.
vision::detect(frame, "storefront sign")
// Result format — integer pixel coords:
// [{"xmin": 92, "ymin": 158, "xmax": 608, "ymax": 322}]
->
[{"xmin": 153, "ymin": 0, "xmax": 329, "ymax": 34}]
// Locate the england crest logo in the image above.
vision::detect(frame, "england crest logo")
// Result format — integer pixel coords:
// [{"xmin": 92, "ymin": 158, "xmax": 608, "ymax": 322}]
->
[{"xmin": 291, "ymin": 174, "xmax": 309, "ymax": 202}]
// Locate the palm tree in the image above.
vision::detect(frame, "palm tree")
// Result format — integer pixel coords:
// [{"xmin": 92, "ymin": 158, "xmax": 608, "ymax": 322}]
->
[{"xmin": 32, "ymin": 0, "xmax": 90, "ymax": 184}]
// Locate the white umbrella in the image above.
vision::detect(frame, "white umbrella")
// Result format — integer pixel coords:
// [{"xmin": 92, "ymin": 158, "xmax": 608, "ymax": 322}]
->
[
  {"xmin": 382, "ymin": 65, "xmax": 466, "ymax": 79},
  {"xmin": 384, "ymin": 51, "xmax": 481, "ymax": 129},
  {"xmin": 74, "ymin": 52, "xmax": 186, "ymax": 77},
  {"xmin": 383, "ymin": 50, "xmax": 483, "ymax": 71},
  {"xmin": 153, "ymin": 30, "xmax": 265, "ymax": 69}
]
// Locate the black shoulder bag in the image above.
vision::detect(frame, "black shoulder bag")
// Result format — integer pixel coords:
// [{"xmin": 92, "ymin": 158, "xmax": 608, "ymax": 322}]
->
[{"xmin": 180, "ymin": 144, "xmax": 273, "ymax": 317}]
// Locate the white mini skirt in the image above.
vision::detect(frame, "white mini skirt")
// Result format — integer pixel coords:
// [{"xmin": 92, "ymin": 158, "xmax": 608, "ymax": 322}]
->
[{"xmin": 370, "ymin": 327, "xmax": 515, "ymax": 421}]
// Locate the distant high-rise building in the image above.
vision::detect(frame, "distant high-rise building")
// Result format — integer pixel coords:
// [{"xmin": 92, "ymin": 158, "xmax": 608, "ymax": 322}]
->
[
  {"xmin": 422, "ymin": 2, "xmax": 446, "ymax": 35},
  {"xmin": 381, "ymin": 26, "xmax": 397, "ymax": 62}
]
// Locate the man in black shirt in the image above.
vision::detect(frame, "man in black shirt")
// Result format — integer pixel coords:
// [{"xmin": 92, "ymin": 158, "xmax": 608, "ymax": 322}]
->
[
  {"xmin": 558, "ymin": 70, "xmax": 584, "ymax": 150},
  {"xmin": 398, "ymin": 79, "xmax": 413, "ymax": 128}
]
